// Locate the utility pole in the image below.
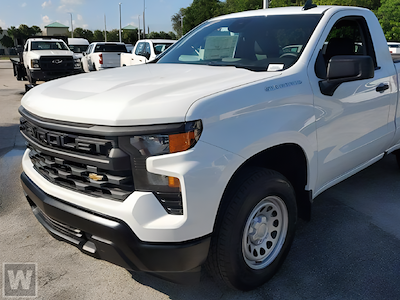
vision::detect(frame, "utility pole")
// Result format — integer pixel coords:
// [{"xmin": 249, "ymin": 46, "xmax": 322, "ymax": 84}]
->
[
  {"xmin": 263, "ymin": 0, "xmax": 269, "ymax": 9},
  {"xmin": 143, "ymin": 0, "xmax": 146, "ymax": 39},
  {"xmin": 119, "ymin": 3, "xmax": 122, "ymax": 43},
  {"xmin": 68, "ymin": 13, "xmax": 73, "ymax": 38},
  {"xmin": 181, "ymin": 16, "xmax": 183, "ymax": 37},
  {"xmin": 138, "ymin": 15, "xmax": 141, "ymax": 40},
  {"xmin": 104, "ymin": 14, "xmax": 107, "ymax": 42}
]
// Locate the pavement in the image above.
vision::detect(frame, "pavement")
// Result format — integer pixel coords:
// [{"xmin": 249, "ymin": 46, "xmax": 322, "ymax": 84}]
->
[
  {"xmin": 1, "ymin": 60, "xmax": 400, "ymax": 299},
  {"xmin": 0, "ymin": 60, "xmax": 26, "ymax": 157}
]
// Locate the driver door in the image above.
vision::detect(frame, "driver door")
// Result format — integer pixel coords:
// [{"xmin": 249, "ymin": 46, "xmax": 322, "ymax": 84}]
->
[{"xmin": 307, "ymin": 14, "xmax": 397, "ymax": 193}]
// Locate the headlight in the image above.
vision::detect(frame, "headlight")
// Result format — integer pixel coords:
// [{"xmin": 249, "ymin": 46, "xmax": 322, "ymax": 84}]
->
[
  {"xmin": 74, "ymin": 58, "xmax": 81, "ymax": 68},
  {"xmin": 118, "ymin": 120, "xmax": 202, "ymax": 215},
  {"xmin": 31, "ymin": 59, "xmax": 40, "ymax": 69}
]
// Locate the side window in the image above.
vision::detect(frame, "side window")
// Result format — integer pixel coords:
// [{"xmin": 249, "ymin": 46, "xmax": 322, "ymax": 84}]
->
[
  {"xmin": 316, "ymin": 17, "xmax": 377, "ymax": 78},
  {"xmin": 144, "ymin": 43, "xmax": 151, "ymax": 56},
  {"xmin": 24, "ymin": 42, "xmax": 29, "ymax": 52},
  {"xmin": 135, "ymin": 42, "xmax": 145, "ymax": 55}
]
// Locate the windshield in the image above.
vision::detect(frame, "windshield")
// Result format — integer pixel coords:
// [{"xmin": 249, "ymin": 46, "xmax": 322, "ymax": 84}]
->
[
  {"xmin": 69, "ymin": 44, "xmax": 88, "ymax": 53},
  {"xmin": 31, "ymin": 41, "xmax": 69, "ymax": 51},
  {"xmin": 158, "ymin": 15, "xmax": 322, "ymax": 71}
]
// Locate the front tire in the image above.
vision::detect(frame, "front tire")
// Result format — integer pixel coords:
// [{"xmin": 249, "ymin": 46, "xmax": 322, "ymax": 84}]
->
[
  {"xmin": 208, "ymin": 168, "xmax": 297, "ymax": 291},
  {"xmin": 26, "ymin": 68, "xmax": 36, "ymax": 84}
]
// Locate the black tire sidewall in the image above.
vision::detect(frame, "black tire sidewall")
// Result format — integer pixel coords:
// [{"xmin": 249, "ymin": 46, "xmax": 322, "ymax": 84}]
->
[{"xmin": 219, "ymin": 171, "xmax": 297, "ymax": 291}]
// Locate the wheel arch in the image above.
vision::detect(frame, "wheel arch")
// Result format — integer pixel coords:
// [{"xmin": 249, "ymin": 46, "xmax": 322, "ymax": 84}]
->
[{"xmin": 215, "ymin": 143, "xmax": 311, "ymax": 232}]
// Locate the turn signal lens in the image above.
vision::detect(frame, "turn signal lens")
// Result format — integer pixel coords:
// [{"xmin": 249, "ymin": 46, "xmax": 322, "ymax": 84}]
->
[
  {"xmin": 168, "ymin": 177, "xmax": 180, "ymax": 188},
  {"xmin": 169, "ymin": 131, "xmax": 195, "ymax": 153}
]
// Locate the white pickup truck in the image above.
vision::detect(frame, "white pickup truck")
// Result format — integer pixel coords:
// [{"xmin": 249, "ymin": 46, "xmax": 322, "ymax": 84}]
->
[
  {"xmin": 120, "ymin": 39, "xmax": 176, "ymax": 66},
  {"xmin": 13, "ymin": 37, "xmax": 81, "ymax": 84},
  {"xmin": 19, "ymin": 4, "xmax": 400, "ymax": 290},
  {"xmin": 82, "ymin": 42, "xmax": 127, "ymax": 71}
]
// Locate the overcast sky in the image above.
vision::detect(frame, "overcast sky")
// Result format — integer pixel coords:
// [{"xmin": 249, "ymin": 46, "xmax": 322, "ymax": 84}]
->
[{"xmin": 0, "ymin": 0, "xmax": 193, "ymax": 33}]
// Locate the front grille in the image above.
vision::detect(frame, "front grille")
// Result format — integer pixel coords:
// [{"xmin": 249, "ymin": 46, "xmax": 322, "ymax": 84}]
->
[
  {"xmin": 40, "ymin": 56, "xmax": 74, "ymax": 71},
  {"xmin": 29, "ymin": 147, "xmax": 134, "ymax": 201},
  {"xmin": 20, "ymin": 118, "xmax": 115, "ymax": 157},
  {"xmin": 20, "ymin": 109, "xmax": 184, "ymax": 214}
]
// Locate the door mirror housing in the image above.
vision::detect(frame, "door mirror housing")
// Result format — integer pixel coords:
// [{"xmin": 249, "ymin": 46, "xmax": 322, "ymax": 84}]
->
[{"xmin": 319, "ymin": 55, "xmax": 374, "ymax": 96}]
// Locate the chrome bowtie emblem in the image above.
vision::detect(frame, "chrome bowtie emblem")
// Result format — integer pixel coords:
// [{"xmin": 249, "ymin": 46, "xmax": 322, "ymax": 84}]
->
[{"xmin": 52, "ymin": 59, "xmax": 63, "ymax": 64}]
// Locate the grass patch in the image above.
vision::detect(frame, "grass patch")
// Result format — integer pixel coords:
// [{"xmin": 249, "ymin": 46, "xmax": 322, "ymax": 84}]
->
[{"xmin": 0, "ymin": 56, "xmax": 18, "ymax": 60}]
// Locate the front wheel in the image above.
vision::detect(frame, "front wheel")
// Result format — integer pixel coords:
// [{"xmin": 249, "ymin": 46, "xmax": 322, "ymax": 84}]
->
[
  {"xmin": 207, "ymin": 168, "xmax": 297, "ymax": 291},
  {"xmin": 26, "ymin": 68, "xmax": 36, "ymax": 84}
]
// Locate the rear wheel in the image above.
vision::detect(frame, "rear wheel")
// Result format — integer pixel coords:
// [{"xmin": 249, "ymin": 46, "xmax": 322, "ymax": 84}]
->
[{"xmin": 207, "ymin": 168, "xmax": 297, "ymax": 291}]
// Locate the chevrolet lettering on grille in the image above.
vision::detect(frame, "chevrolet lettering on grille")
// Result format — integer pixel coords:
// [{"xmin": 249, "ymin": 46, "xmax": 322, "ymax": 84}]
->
[{"xmin": 20, "ymin": 119, "xmax": 114, "ymax": 156}]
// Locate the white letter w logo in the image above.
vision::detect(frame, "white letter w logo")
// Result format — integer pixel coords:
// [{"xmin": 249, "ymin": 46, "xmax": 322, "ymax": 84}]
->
[{"xmin": 7, "ymin": 270, "xmax": 33, "ymax": 290}]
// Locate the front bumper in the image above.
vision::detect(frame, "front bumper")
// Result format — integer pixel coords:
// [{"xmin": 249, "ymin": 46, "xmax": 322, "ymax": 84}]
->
[
  {"xmin": 30, "ymin": 69, "xmax": 82, "ymax": 81},
  {"xmin": 20, "ymin": 172, "xmax": 211, "ymax": 284}
]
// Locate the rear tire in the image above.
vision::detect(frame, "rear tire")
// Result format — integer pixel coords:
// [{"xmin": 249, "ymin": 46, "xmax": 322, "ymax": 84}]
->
[{"xmin": 207, "ymin": 168, "xmax": 297, "ymax": 291}]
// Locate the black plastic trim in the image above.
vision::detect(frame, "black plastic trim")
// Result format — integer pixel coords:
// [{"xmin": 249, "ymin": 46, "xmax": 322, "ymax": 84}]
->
[
  {"xmin": 20, "ymin": 172, "xmax": 210, "ymax": 282},
  {"xmin": 29, "ymin": 69, "xmax": 81, "ymax": 81},
  {"xmin": 22, "ymin": 131, "xmax": 120, "ymax": 171},
  {"xmin": 19, "ymin": 106, "xmax": 191, "ymax": 137}
]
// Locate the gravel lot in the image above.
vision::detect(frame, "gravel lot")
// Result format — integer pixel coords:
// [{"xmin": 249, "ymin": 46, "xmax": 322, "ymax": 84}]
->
[{"xmin": 1, "ymin": 60, "xmax": 400, "ymax": 299}]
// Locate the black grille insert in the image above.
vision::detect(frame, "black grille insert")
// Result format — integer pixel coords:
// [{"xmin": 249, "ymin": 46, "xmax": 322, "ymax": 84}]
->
[
  {"xmin": 29, "ymin": 147, "xmax": 134, "ymax": 201},
  {"xmin": 39, "ymin": 56, "xmax": 74, "ymax": 71}
]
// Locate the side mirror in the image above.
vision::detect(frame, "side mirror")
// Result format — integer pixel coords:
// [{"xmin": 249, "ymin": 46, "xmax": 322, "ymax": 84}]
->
[
  {"xmin": 319, "ymin": 55, "xmax": 374, "ymax": 96},
  {"xmin": 144, "ymin": 52, "xmax": 151, "ymax": 60}
]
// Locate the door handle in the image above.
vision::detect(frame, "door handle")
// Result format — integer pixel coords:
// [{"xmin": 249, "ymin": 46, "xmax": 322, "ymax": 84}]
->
[{"xmin": 376, "ymin": 83, "xmax": 389, "ymax": 93}]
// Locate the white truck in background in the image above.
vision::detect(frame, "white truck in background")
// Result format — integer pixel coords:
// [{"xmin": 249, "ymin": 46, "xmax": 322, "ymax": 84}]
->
[
  {"xmin": 19, "ymin": 4, "xmax": 400, "ymax": 291},
  {"xmin": 11, "ymin": 37, "xmax": 81, "ymax": 86},
  {"xmin": 68, "ymin": 38, "xmax": 90, "ymax": 59},
  {"xmin": 120, "ymin": 39, "xmax": 176, "ymax": 66},
  {"xmin": 388, "ymin": 42, "xmax": 400, "ymax": 54},
  {"xmin": 82, "ymin": 42, "xmax": 127, "ymax": 71}
]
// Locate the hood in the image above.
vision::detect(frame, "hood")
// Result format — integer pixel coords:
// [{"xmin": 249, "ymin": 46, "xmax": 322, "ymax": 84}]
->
[
  {"xmin": 21, "ymin": 63, "xmax": 280, "ymax": 126},
  {"xmin": 30, "ymin": 50, "xmax": 74, "ymax": 58}
]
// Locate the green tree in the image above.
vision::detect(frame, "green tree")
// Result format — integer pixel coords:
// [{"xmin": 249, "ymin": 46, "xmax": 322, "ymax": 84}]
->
[
  {"xmin": 181, "ymin": 0, "xmax": 223, "ymax": 34},
  {"xmin": 93, "ymin": 30, "xmax": 105, "ymax": 42},
  {"xmin": 106, "ymin": 29, "xmax": 120, "ymax": 42},
  {"xmin": 122, "ymin": 29, "xmax": 139, "ymax": 45},
  {"xmin": 270, "ymin": 0, "xmax": 380, "ymax": 9},
  {"xmin": 315, "ymin": 0, "xmax": 380, "ymax": 10},
  {"xmin": 0, "ymin": 35, "xmax": 14, "ymax": 48},
  {"xmin": 171, "ymin": 8, "xmax": 185, "ymax": 37},
  {"xmin": 147, "ymin": 31, "xmax": 176, "ymax": 40},
  {"xmin": 7, "ymin": 24, "xmax": 42, "ymax": 45},
  {"xmin": 168, "ymin": 31, "xmax": 178, "ymax": 40},
  {"xmin": 223, "ymin": 0, "xmax": 262, "ymax": 13},
  {"xmin": 73, "ymin": 28, "xmax": 94, "ymax": 42},
  {"xmin": 376, "ymin": 0, "xmax": 400, "ymax": 41},
  {"xmin": 31, "ymin": 26, "xmax": 42, "ymax": 35}
]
